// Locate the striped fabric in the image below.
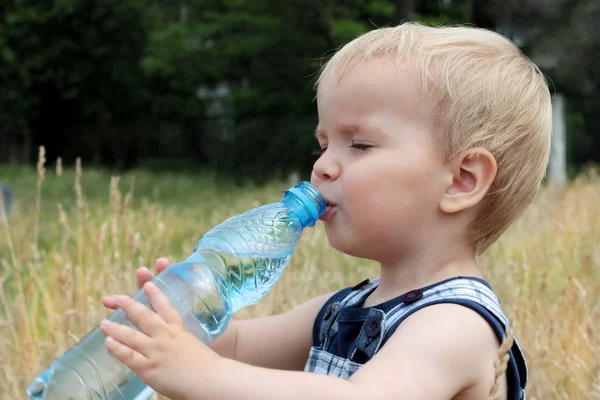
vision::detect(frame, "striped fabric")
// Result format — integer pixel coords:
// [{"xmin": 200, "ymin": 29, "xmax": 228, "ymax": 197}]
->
[{"xmin": 304, "ymin": 277, "xmax": 527, "ymax": 400}]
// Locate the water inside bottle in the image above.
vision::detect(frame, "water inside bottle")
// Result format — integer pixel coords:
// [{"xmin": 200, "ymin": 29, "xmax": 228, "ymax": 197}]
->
[
  {"xmin": 27, "ymin": 186, "xmax": 319, "ymax": 400},
  {"xmin": 28, "ymin": 250, "xmax": 293, "ymax": 400},
  {"xmin": 219, "ymin": 251, "xmax": 293, "ymax": 313}
]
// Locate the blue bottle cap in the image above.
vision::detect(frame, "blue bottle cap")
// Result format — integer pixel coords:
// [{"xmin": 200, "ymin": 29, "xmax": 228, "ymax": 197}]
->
[{"xmin": 284, "ymin": 182, "xmax": 327, "ymax": 227}]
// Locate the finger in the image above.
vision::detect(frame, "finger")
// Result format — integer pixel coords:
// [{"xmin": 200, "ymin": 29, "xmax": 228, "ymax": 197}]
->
[
  {"xmin": 101, "ymin": 295, "xmax": 121, "ymax": 310},
  {"xmin": 116, "ymin": 295, "xmax": 165, "ymax": 336},
  {"xmin": 155, "ymin": 257, "xmax": 170, "ymax": 275},
  {"xmin": 100, "ymin": 319, "xmax": 153, "ymax": 357},
  {"xmin": 104, "ymin": 336, "xmax": 148, "ymax": 371},
  {"xmin": 144, "ymin": 282, "xmax": 183, "ymax": 326},
  {"xmin": 136, "ymin": 266, "xmax": 154, "ymax": 289}
]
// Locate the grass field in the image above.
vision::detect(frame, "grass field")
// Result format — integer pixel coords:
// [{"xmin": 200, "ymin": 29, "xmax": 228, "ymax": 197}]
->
[{"xmin": 1, "ymin": 153, "xmax": 599, "ymax": 399}]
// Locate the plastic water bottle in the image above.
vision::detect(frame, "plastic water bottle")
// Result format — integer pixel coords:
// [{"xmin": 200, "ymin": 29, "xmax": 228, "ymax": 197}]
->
[{"xmin": 27, "ymin": 181, "xmax": 327, "ymax": 400}]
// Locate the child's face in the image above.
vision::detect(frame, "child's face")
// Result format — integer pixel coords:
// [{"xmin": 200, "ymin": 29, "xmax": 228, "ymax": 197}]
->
[{"xmin": 310, "ymin": 58, "xmax": 451, "ymax": 262}]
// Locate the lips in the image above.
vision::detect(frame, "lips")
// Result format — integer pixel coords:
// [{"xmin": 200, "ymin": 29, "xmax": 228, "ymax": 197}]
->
[{"xmin": 319, "ymin": 200, "xmax": 337, "ymax": 222}]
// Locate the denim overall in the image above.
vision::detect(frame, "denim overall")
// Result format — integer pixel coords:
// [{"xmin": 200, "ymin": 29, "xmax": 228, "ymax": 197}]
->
[{"xmin": 304, "ymin": 276, "xmax": 527, "ymax": 400}]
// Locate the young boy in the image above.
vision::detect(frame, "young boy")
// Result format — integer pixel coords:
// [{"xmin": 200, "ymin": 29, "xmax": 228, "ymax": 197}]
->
[{"xmin": 101, "ymin": 22, "xmax": 551, "ymax": 400}]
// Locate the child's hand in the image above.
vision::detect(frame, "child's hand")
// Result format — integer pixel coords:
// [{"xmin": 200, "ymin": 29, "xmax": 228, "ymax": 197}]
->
[
  {"xmin": 100, "ymin": 281, "xmax": 219, "ymax": 399},
  {"xmin": 102, "ymin": 257, "xmax": 170, "ymax": 311}
]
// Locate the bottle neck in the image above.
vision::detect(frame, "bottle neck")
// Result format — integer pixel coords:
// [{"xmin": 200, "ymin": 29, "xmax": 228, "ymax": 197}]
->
[{"xmin": 282, "ymin": 182, "xmax": 327, "ymax": 228}]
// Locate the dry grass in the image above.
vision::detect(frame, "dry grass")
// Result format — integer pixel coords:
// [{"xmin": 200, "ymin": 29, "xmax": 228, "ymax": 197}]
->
[{"xmin": 0, "ymin": 149, "xmax": 598, "ymax": 399}]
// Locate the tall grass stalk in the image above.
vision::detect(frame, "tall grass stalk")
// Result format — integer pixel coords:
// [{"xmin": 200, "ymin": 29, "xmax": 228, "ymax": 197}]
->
[{"xmin": 0, "ymin": 154, "xmax": 598, "ymax": 399}]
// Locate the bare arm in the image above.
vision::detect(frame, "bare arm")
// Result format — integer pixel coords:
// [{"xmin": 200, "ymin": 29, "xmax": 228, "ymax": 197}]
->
[
  {"xmin": 180, "ymin": 303, "xmax": 504, "ymax": 400},
  {"xmin": 101, "ymin": 275, "xmax": 507, "ymax": 400},
  {"xmin": 208, "ymin": 292, "xmax": 333, "ymax": 370},
  {"xmin": 102, "ymin": 259, "xmax": 333, "ymax": 371}
]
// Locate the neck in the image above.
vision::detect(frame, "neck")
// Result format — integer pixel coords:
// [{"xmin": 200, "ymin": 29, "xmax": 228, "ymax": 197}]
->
[{"xmin": 365, "ymin": 239, "xmax": 482, "ymax": 307}]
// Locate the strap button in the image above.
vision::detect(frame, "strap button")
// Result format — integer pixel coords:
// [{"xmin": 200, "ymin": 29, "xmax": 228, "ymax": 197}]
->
[
  {"xmin": 365, "ymin": 316, "xmax": 381, "ymax": 337},
  {"xmin": 401, "ymin": 289, "xmax": 423, "ymax": 304}
]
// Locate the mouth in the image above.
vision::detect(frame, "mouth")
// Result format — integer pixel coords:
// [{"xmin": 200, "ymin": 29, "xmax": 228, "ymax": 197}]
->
[{"xmin": 319, "ymin": 199, "xmax": 337, "ymax": 221}]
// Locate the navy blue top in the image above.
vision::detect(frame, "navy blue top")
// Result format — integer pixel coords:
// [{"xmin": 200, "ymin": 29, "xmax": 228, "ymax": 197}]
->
[{"xmin": 311, "ymin": 276, "xmax": 528, "ymax": 400}]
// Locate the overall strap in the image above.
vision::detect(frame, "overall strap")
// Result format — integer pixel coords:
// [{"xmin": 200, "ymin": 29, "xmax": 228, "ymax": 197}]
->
[
  {"xmin": 348, "ymin": 307, "xmax": 386, "ymax": 363},
  {"xmin": 313, "ymin": 278, "xmax": 379, "ymax": 350},
  {"xmin": 376, "ymin": 278, "xmax": 527, "ymax": 400}
]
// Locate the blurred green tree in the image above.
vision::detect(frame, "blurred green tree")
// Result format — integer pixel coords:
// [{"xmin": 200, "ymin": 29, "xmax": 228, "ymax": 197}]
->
[
  {"xmin": 182, "ymin": 0, "xmax": 397, "ymax": 181},
  {"xmin": 1, "ymin": 0, "xmax": 598, "ymax": 177},
  {"xmin": 0, "ymin": 0, "xmax": 149, "ymax": 167}
]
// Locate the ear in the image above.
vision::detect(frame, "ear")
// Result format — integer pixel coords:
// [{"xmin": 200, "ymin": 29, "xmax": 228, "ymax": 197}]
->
[{"xmin": 440, "ymin": 148, "xmax": 497, "ymax": 214}]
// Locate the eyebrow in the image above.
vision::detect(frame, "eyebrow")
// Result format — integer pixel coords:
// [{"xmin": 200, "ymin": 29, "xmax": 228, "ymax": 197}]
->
[{"xmin": 314, "ymin": 123, "xmax": 387, "ymax": 140}]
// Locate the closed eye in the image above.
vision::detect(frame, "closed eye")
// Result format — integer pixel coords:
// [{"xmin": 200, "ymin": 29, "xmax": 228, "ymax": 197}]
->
[
  {"xmin": 351, "ymin": 143, "xmax": 373, "ymax": 151},
  {"xmin": 311, "ymin": 147, "xmax": 327, "ymax": 156}
]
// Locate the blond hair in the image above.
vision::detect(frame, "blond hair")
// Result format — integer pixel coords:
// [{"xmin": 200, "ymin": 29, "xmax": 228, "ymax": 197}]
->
[{"xmin": 316, "ymin": 22, "xmax": 552, "ymax": 253}]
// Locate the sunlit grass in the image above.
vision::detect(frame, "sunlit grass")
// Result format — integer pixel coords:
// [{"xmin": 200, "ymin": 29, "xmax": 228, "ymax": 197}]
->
[{"xmin": 1, "ymin": 152, "xmax": 598, "ymax": 400}]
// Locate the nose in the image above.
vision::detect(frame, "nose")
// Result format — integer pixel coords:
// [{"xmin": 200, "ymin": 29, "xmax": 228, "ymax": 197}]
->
[{"xmin": 312, "ymin": 150, "xmax": 340, "ymax": 181}]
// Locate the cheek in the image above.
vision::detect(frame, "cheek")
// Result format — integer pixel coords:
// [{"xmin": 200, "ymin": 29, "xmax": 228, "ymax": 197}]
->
[{"xmin": 344, "ymin": 160, "xmax": 440, "ymax": 219}]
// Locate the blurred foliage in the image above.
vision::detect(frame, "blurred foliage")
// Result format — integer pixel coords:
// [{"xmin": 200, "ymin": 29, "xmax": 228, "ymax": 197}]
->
[
  {"xmin": 472, "ymin": 0, "xmax": 600, "ymax": 172},
  {"xmin": 0, "ymin": 0, "xmax": 598, "ymax": 181},
  {"xmin": 0, "ymin": 0, "xmax": 148, "ymax": 167}
]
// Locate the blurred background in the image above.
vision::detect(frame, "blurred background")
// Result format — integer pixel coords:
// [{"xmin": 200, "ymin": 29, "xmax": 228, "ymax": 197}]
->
[
  {"xmin": 1, "ymin": 2, "xmax": 600, "ymax": 399},
  {"xmin": 0, "ymin": 0, "xmax": 598, "ymax": 181}
]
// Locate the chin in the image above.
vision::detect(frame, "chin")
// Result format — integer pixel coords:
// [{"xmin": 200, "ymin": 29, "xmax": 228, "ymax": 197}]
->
[
  {"xmin": 325, "ymin": 234, "xmax": 368, "ymax": 259},
  {"xmin": 324, "ymin": 233, "xmax": 349, "ymax": 254}
]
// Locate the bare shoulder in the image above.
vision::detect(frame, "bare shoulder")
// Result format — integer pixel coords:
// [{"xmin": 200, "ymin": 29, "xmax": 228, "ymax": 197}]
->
[{"xmin": 350, "ymin": 303, "xmax": 506, "ymax": 400}]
